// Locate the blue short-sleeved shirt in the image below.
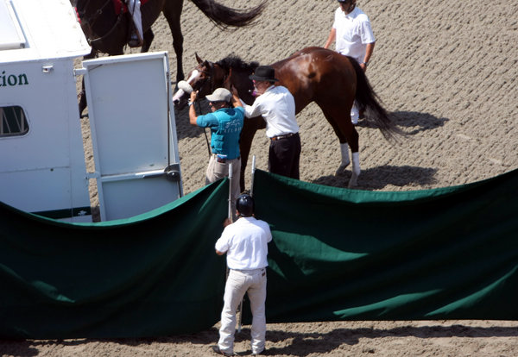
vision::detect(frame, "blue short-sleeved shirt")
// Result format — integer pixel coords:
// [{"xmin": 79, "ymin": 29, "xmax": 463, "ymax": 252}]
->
[{"xmin": 196, "ymin": 106, "xmax": 244, "ymax": 160}]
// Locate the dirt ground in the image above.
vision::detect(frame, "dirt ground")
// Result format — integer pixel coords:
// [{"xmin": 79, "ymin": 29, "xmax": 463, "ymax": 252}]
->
[
  {"xmin": 2, "ymin": 0, "xmax": 517, "ymax": 356},
  {"xmin": 2, "ymin": 320, "xmax": 518, "ymax": 356}
]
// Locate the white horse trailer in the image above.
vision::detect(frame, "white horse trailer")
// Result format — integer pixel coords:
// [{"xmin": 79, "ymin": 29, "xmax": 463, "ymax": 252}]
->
[{"xmin": 0, "ymin": 0, "xmax": 182, "ymax": 222}]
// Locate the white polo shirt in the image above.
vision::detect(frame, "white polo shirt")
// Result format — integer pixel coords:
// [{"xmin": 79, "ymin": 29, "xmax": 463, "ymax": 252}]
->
[
  {"xmin": 215, "ymin": 216, "xmax": 272, "ymax": 270},
  {"xmin": 333, "ymin": 6, "xmax": 375, "ymax": 63},
  {"xmin": 241, "ymin": 85, "xmax": 299, "ymax": 138}
]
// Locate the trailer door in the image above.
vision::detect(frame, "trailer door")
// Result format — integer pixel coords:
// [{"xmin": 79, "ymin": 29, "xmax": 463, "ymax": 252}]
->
[{"xmin": 78, "ymin": 52, "xmax": 182, "ymax": 221}]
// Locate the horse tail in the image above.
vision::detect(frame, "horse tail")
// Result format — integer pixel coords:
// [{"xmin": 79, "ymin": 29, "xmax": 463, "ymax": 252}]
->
[
  {"xmin": 349, "ymin": 57, "xmax": 405, "ymax": 142},
  {"xmin": 190, "ymin": 0, "xmax": 266, "ymax": 29}
]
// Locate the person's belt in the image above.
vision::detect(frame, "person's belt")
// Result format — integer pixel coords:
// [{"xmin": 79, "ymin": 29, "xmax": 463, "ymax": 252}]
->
[
  {"xmin": 213, "ymin": 154, "xmax": 240, "ymax": 163},
  {"xmin": 270, "ymin": 132, "xmax": 298, "ymax": 141},
  {"xmin": 230, "ymin": 268, "xmax": 266, "ymax": 276}
]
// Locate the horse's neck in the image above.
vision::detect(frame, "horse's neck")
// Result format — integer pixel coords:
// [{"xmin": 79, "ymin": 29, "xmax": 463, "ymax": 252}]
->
[{"xmin": 231, "ymin": 69, "xmax": 254, "ymax": 104}]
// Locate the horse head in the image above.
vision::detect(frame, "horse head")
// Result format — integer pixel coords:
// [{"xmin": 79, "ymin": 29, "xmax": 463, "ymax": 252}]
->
[
  {"xmin": 172, "ymin": 53, "xmax": 228, "ymax": 110},
  {"xmin": 75, "ymin": 0, "xmax": 127, "ymax": 55},
  {"xmin": 75, "ymin": 0, "xmax": 97, "ymax": 41}
]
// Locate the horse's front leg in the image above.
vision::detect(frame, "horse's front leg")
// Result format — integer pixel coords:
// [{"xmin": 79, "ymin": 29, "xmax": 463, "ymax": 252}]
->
[
  {"xmin": 164, "ymin": 0, "xmax": 185, "ymax": 83},
  {"xmin": 141, "ymin": 29, "xmax": 154, "ymax": 53}
]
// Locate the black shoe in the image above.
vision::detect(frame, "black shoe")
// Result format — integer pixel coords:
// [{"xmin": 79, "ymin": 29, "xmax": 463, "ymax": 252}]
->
[
  {"xmin": 211, "ymin": 345, "xmax": 234, "ymax": 356},
  {"xmin": 252, "ymin": 348, "xmax": 267, "ymax": 355}
]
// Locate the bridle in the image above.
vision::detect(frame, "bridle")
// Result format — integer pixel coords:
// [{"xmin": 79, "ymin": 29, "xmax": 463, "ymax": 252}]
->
[
  {"xmin": 189, "ymin": 61, "xmax": 231, "ymax": 157},
  {"xmin": 193, "ymin": 60, "xmax": 232, "ymax": 97},
  {"xmin": 195, "ymin": 61, "xmax": 218, "ymax": 96},
  {"xmin": 76, "ymin": 0, "xmax": 125, "ymax": 47}
]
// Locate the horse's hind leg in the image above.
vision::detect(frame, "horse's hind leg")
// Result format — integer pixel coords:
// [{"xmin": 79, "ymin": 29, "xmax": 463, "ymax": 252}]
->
[
  {"xmin": 343, "ymin": 126, "xmax": 360, "ymax": 188},
  {"xmin": 163, "ymin": 0, "xmax": 185, "ymax": 83},
  {"xmin": 319, "ymin": 104, "xmax": 360, "ymax": 187},
  {"xmin": 338, "ymin": 143, "xmax": 350, "ymax": 173}
]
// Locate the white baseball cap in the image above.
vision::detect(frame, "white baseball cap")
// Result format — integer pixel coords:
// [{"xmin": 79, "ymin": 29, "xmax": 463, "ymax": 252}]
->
[{"xmin": 206, "ymin": 88, "xmax": 232, "ymax": 102}]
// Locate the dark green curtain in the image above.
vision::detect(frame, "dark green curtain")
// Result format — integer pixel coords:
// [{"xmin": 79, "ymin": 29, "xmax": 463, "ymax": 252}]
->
[
  {"xmin": 0, "ymin": 180, "xmax": 229, "ymax": 339},
  {"xmin": 1, "ymin": 169, "xmax": 517, "ymax": 339},
  {"xmin": 252, "ymin": 169, "xmax": 518, "ymax": 323}
]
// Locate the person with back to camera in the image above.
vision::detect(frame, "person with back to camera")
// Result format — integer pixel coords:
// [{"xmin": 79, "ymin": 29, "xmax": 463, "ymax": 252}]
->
[
  {"xmin": 212, "ymin": 193, "xmax": 272, "ymax": 356},
  {"xmin": 189, "ymin": 87, "xmax": 244, "ymax": 219},
  {"xmin": 234, "ymin": 65, "xmax": 301, "ymax": 180},
  {"xmin": 324, "ymin": 0, "xmax": 376, "ymax": 124}
]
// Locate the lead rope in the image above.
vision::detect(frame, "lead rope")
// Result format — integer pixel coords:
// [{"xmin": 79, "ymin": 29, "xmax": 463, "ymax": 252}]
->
[
  {"xmin": 197, "ymin": 62, "xmax": 217, "ymax": 159},
  {"xmin": 194, "ymin": 100, "xmax": 212, "ymax": 158}
]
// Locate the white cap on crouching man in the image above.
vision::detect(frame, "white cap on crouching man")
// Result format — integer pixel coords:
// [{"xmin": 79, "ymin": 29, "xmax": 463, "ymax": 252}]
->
[{"xmin": 206, "ymin": 88, "xmax": 232, "ymax": 103}]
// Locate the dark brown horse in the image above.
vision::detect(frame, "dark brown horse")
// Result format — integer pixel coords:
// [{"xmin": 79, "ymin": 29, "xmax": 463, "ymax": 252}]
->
[
  {"xmin": 173, "ymin": 47, "xmax": 403, "ymax": 189},
  {"xmin": 75, "ymin": 0, "xmax": 265, "ymax": 112}
]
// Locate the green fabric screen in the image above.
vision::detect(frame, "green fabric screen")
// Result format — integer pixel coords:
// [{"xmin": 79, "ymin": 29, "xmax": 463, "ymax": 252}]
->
[
  {"xmin": 253, "ymin": 169, "xmax": 518, "ymax": 323},
  {"xmin": 0, "ymin": 180, "xmax": 229, "ymax": 339},
  {"xmin": 1, "ymin": 169, "xmax": 517, "ymax": 339}
]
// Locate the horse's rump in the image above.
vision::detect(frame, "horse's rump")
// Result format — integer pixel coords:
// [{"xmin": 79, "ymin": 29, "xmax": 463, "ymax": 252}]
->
[{"xmin": 271, "ymin": 47, "xmax": 357, "ymax": 114}]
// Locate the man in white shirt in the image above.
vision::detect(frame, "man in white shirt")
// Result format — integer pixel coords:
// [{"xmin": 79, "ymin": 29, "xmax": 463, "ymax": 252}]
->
[
  {"xmin": 324, "ymin": 0, "xmax": 376, "ymax": 123},
  {"xmin": 213, "ymin": 194, "xmax": 272, "ymax": 356},
  {"xmin": 236, "ymin": 65, "xmax": 301, "ymax": 179}
]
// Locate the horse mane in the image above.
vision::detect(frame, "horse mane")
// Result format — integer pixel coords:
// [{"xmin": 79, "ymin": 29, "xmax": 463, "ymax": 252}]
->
[{"xmin": 216, "ymin": 54, "xmax": 259, "ymax": 72}]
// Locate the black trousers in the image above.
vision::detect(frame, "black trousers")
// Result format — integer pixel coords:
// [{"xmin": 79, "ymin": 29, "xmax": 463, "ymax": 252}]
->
[{"xmin": 268, "ymin": 133, "xmax": 301, "ymax": 179}]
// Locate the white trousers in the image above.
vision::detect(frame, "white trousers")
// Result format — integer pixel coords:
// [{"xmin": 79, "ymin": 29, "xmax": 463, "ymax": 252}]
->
[
  {"xmin": 219, "ymin": 268, "xmax": 267, "ymax": 355},
  {"xmin": 351, "ymin": 101, "xmax": 359, "ymax": 124},
  {"xmin": 126, "ymin": 0, "xmax": 143, "ymax": 40}
]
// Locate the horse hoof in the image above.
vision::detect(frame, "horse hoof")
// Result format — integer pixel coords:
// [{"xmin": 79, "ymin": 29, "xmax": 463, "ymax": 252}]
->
[
  {"xmin": 348, "ymin": 174, "xmax": 358, "ymax": 188},
  {"xmin": 335, "ymin": 163, "xmax": 350, "ymax": 176}
]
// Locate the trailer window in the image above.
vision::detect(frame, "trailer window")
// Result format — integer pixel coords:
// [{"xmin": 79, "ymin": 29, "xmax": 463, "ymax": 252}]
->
[{"xmin": 1, "ymin": 105, "xmax": 28, "ymax": 136}]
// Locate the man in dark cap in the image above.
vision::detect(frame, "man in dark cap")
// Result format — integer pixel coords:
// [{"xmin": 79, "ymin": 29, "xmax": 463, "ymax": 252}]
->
[
  {"xmin": 213, "ymin": 194, "xmax": 272, "ymax": 356},
  {"xmin": 235, "ymin": 65, "xmax": 301, "ymax": 180}
]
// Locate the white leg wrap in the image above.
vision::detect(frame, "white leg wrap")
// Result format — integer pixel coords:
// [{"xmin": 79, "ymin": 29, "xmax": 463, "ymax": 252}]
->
[
  {"xmin": 348, "ymin": 152, "xmax": 360, "ymax": 187},
  {"xmin": 340, "ymin": 143, "xmax": 350, "ymax": 167},
  {"xmin": 335, "ymin": 143, "xmax": 350, "ymax": 175},
  {"xmin": 128, "ymin": 0, "xmax": 143, "ymax": 41}
]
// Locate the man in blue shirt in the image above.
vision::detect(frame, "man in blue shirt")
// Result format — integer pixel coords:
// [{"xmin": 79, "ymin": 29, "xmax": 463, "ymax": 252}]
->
[{"xmin": 189, "ymin": 88, "xmax": 244, "ymax": 218}]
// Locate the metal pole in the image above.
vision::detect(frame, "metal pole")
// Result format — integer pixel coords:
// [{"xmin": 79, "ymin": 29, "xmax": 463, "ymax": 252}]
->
[
  {"xmin": 228, "ymin": 163, "xmax": 233, "ymax": 222},
  {"xmin": 250, "ymin": 155, "xmax": 256, "ymax": 197},
  {"xmin": 195, "ymin": 101, "xmax": 211, "ymax": 157},
  {"xmin": 225, "ymin": 162, "xmax": 243, "ymax": 334},
  {"xmin": 236, "ymin": 156, "xmax": 256, "ymax": 333}
]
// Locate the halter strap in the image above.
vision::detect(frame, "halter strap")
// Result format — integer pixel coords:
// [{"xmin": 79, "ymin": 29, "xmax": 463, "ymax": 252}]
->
[{"xmin": 199, "ymin": 61, "xmax": 231, "ymax": 94}]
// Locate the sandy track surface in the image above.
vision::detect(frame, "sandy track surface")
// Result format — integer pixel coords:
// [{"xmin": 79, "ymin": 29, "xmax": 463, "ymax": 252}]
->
[{"xmin": 2, "ymin": 0, "xmax": 517, "ymax": 356}]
